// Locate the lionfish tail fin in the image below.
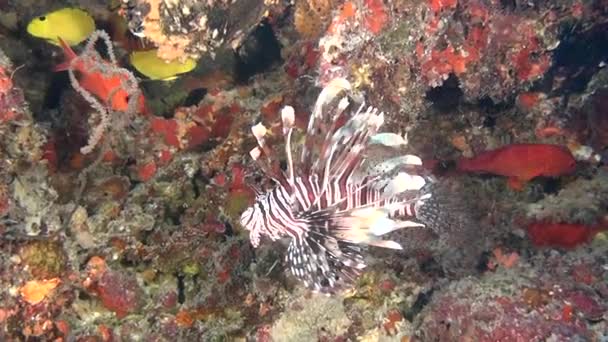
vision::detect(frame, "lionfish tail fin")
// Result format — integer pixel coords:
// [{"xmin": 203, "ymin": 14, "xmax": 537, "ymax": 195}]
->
[{"xmin": 415, "ymin": 181, "xmax": 470, "ymax": 238}]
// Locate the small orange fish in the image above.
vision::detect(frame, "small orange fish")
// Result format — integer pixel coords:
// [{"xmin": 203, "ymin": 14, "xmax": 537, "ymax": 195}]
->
[
  {"xmin": 457, "ymin": 144, "xmax": 576, "ymax": 190},
  {"xmin": 55, "ymin": 37, "xmax": 146, "ymax": 114}
]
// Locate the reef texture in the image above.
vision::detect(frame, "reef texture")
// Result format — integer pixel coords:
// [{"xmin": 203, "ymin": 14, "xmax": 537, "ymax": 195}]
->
[
  {"xmin": 120, "ymin": 0, "xmax": 289, "ymax": 62},
  {"xmin": 0, "ymin": 0, "xmax": 607, "ymax": 340}
]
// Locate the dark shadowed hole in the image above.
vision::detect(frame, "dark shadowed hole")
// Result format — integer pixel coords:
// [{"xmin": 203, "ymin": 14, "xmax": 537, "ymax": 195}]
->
[
  {"xmin": 425, "ymin": 74, "xmax": 463, "ymax": 113},
  {"xmin": 499, "ymin": 0, "xmax": 517, "ymax": 11},
  {"xmin": 176, "ymin": 274, "xmax": 186, "ymax": 304},
  {"xmin": 482, "ymin": 115, "xmax": 496, "ymax": 129},
  {"xmin": 183, "ymin": 87, "xmax": 207, "ymax": 107},
  {"xmin": 404, "ymin": 288, "xmax": 434, "ymax": 321},
  {"xmin": 234, "ymin": 19, "xmax": 282, "ymax": 83},
  {"xmin": 477, "ymin": 96, "xmax": 513, "ymax": 114},
  {"xmin": 476, "ymin": 250, "xmax": 492, "ymax": 273},
  {"xmin": 190, "ymin": 178, "xmax": 201, "ymax": 198},
  {"xmin": 419, "ymin": 256, "xmax": 445, "ymax": 277},
  {"xmin": 550, "ymin": 22, "xmax": 608, "ymax": 93},
  {"xmin": 223, "ymin": 221, "xmax": 234, "ymax": 236},
  {"xmin": 41, "ymin": 71, "xmax": 70, "ymax": 113},
  {"xmin": 540, "ymin": 178, "xmax": 561, "ymax": 195},
  {"xmin": 426, "ymin": 159, "xmax": 457, "ymax": 177}
]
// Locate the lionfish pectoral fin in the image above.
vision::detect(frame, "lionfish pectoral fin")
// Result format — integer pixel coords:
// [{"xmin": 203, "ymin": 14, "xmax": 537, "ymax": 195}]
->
[
  {"xmin": 382, "ymin": 172, "xmax": 428, "ymax": 198},
  {"xmin": 398, "ymin": 219, "xmax": 426, "ymax": 228},
  {"xmin": 287, "ymin": 204, "xmax": 421, "ymax": 289},
  {"xmin": 380, "ymin": 155, "xmax": 423, "ymax": 168},
  {"xmin": 374, "ymin": 217, "xmax": 426, "ymax": 234},
  {"xmin": 368, "ymin": 240, "xmax": 403, "ymax": 250},
  {"xmin": 286, "ymin": 234, "xmax": 364, "ymax": 291},
  {"xmin": 352, "ymin": 155, "xmax": 425, "ymax": 186},
  {"xmin": 302, "ymin": 205, "xmax": 411, "ymax": 250},
  {"xmin": 350, "ymin": 207, "xmax": 423, "ymax": 236}
]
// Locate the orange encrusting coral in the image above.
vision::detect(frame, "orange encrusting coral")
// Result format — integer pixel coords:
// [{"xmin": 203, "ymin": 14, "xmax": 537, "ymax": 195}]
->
[
  {"xmin": 0, "ymin": 66, "xmax": 12, "ymax": 94},
  {"xmin": 0, "ymin": 65, "xmax": 24, "ymax": 123},
  {"xmin": 20, "ymin": 278, "xmax": 61, "ymax": 305},
  {"xmin": 429, "ymin": 0, "xmax": 458, "ymax": 13},
  {"xmin": 151, "ymin": 118, "xmax": 180, "ymax": 148},
  {"xmin": 150, "ymin": 104, "xmax": 236, "ymax": 152},
  {"xmin": 422, "ymin": 45, "xmax": 470, "ymax": 77},
  {"xmin": 517, "ymin": 92, "xmax": 542, "ymax": 110},
  {"xmin": 175, "ymin": 310, "xmax": 195, "ymax": 328},
  {"xmin": 488, "ymin": 248, "xmax": 519, "ymax": 270},
  {"xmin": 513, "ymin": 42, "xmax": 551, "ymax": 81},
  {"xmin": 457, "ymin": 144, "xmax": 576, "ymax": 190},
  {"xmin": 419, "ymin": 24, "xmax": 487, "ymax": 85},
  {"xmin": 137, "ymin": 161, "xmax": 157, "ymax": 182},
  {"xmin": 321, "ymin": 0, "xmax": 387, "ymax": 36},
  {"xmin": 363, "ymin": 0, "xmax": 388, "ymax": 34},
  {"xmin": 417, "ymin": 1, "xmax": 553, "ymax": 90},
  {"xmin": 327, "ymin": 1, "xmax": 357, "ymax": 34}
]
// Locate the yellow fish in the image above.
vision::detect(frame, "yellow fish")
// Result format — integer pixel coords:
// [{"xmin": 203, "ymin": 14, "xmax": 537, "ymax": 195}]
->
[
  {"xmin": 129, "ymin": 50, "xmax": 197, "ymax": 81},
  {"xmin": 27, "ymin": 8, "xmax": 95, "ymax": 46}
]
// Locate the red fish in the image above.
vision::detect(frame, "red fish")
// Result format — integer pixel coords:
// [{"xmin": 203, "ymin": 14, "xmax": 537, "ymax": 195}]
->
[
  {"xmin": 457, "ymin": 144, "xmax": 576, "ymax": 190},
  {"xmin": 55, "ymin": 37, "xmax": 147, "ymax": 114},
  {"xmin": 527, "ymin": 221, "xmax": 606, "ymax": 249}
]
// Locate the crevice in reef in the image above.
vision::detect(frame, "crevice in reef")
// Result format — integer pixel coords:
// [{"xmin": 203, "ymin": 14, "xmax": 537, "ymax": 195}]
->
[{"xmin": 234, "ymin": 19, "xmax": 282, "ymax": 83}]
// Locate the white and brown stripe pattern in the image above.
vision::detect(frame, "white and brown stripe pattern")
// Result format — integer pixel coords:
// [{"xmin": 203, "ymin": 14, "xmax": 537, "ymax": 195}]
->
[{"xmin": 240, "ymin": 78, "xmax": 435, "ymax": 291}]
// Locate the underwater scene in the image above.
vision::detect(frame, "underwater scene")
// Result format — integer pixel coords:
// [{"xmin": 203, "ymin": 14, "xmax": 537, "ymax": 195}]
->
[{"xmin": 0, "ymin": 0, "xmax": 607, "ymax": 340}]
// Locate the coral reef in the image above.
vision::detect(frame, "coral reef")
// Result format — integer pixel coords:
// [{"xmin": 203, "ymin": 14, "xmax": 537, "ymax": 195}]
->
[
  {"xmin": 0, "ymin": 0, "xmax": 606, "ymax": 340},
  {"xmin": 120, "ymin": 0, "xmax": 288, "ymax": 62},
  {"xmin": 527, "ymin": 168, "xmax": 608, "ymax": 225},
  {"xmin": 416, "ymin": 243, "xmax": 608, "ymax": 341},
  {"xmin": 270, "ymin": 289, "xmax": 351, "ymax": 340}
]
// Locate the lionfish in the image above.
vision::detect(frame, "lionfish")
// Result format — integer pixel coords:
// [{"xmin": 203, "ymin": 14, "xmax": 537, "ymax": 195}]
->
[{"xmin": 240, "ymin": 78, "xmax": 436, "ymax": 291}]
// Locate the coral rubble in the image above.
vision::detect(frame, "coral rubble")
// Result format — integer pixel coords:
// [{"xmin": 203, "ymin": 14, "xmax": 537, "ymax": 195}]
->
[{"xmin": 0, "ymin": 0, "xmax": 607, "ymax": 340}]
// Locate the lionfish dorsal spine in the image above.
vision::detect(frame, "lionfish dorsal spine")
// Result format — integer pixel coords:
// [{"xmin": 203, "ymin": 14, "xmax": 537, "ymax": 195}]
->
[
  {"xmin": 280, "ymin": 106, "xmax": 296, "ymax": 185},
  {"xmin": 301, "ymin": 78, "xmax": 353, "ymax": 174},
  {"xmin": 249, "ymin": 122, "xmax": 293, "ymax": 192}
]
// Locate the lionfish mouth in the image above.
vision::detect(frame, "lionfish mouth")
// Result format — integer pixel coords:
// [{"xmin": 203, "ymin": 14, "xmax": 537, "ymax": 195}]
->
[{"xmin": 240, "ymin": 78, "xmax": 435, "ymax": 291}]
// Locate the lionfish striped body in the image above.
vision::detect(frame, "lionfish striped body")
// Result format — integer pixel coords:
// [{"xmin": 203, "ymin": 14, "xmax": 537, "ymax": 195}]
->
[{"xmin": 240, "ymin": 78, "xmax": 435, "ymax": 291}]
